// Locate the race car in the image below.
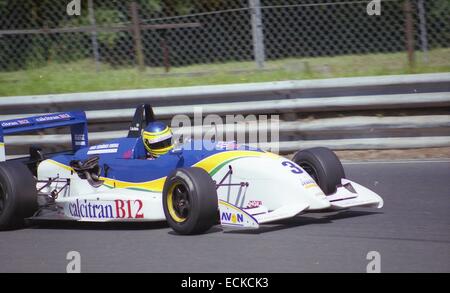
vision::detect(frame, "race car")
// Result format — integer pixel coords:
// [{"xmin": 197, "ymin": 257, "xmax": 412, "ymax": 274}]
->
[{"xmin": 0, "ymin": 104, "xmax": 383, "ymax": 235}]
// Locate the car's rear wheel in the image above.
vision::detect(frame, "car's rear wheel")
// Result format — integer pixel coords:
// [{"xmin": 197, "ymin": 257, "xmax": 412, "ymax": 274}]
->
[
  {"xmin": 162, "ymin": 167, "xmax": 218, "ymax": 235},
  {"xmin": 292, "ymin": 147, "xmax": 345, "ymax": 195},
  {"xmin": 0, "ymin": 161, "xmax": 38, "ymax": 230}
]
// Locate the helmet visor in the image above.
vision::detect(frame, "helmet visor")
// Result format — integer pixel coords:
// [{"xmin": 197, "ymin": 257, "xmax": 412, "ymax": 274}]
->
[{"xmin": 144, "ymin": 137, "xmax": 172, "ymax": 150}]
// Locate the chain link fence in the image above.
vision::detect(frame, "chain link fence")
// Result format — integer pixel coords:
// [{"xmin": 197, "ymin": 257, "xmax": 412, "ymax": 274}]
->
[{"xmin": 0, "ymin": 0, "xmax": 449, "ymax": 74}]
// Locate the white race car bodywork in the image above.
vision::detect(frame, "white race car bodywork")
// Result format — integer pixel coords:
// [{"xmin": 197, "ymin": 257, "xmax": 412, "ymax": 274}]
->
[{"xmin": 36, "ymin": 154, "xmax": 383, "ymax": 229}]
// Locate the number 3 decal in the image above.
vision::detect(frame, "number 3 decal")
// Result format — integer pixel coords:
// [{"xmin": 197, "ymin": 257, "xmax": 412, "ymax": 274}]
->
[{"xmin": 282, "ymin": 161, "xmax": 303, "ymax": 174}]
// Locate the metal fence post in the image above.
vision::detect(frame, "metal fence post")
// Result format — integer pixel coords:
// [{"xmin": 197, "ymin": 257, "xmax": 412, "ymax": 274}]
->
[
  {"xmin": 404, "ymin": 0, "xmax": 416, "ymax": 69},
  {"xmin": 417, "ymin": 0, "xmax": 429, "ymax": 63},
  {"xmin": 249, "ymin": 0, "xmax": 266, "ymax": 69},
  {"xmin": 130, "ymin": 1, "xmax": 145, "ymax": 71},
  {"xmin": 88, "ymin": 0, "xmax": 100, "ymax": 72}
]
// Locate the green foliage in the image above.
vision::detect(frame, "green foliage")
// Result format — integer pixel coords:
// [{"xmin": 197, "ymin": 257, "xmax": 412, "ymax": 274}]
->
[
  {"xmin": 1, "ymin": 48, "xmax": 449, "ymax": 96},
  {"xmin": 95, "ymin": 9, "xmax": 127, "ymax": 46},
  {"xmin": 0, "ymin": 0, "xmax": 449, "ymax": 71},
  {"xmin": 139, "ymin": 0, "xmax": 163, "ymax": 13}
]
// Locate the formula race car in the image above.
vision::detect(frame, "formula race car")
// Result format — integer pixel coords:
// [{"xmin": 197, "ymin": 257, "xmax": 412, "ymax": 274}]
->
[{"xmin": 0, "ymin": 104, "xmax": 383, "ymax": 235}]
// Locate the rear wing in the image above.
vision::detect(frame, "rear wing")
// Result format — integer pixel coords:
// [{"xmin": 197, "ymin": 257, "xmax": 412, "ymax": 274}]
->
[{"xmin": 0, "ymin": 111, "xmax": 88, "ymax": 161}]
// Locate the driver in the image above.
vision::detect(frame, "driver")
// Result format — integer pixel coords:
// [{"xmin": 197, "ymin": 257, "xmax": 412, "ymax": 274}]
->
[{"xmin": 142, "ymin": 122, "xmax": 174, "ymax": 159}]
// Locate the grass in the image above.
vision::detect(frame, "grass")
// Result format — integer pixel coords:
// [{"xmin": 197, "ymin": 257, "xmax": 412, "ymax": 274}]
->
[{"xmin": 0, "ymin": 48, "xmax": 449, "ymax": 96}]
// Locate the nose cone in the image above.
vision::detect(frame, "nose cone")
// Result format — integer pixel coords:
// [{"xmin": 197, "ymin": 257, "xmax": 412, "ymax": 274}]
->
[{"xmin": 231, "ymin": 156, "xmax": 331, "ymax": 210}]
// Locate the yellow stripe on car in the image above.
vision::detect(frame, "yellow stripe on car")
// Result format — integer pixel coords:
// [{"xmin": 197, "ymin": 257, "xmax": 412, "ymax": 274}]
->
[
  {"xmin": 102, "ymin": 176, "xmax": 167, "ymax": 192},
  {"xmin": 47, "ymin": 159, "xmax": 74, "ymax": 172},
  {"xmin": 45, "ymin": 149, "xmax": 281, "ymax": 193},
  {"xmin": 194, "ymin": 150, "xmax": 280, "ymax": 173},
  {"xmin": 304, "ymin": 183, "xmax": 318, "ymax": 189}
]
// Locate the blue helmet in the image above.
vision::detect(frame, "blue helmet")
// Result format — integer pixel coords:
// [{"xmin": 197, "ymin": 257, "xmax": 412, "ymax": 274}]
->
[{"xmin": 142, "ymin": 122, "xmax": 173, "ymax": 157}]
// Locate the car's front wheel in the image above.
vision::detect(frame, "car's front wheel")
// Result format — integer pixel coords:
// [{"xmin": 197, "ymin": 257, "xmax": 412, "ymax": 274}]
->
[
  {"xmin": 292, "ymin": 147, "xmax": 345, "ymax": 195},
  {"xmin": 162, "ymin": 167, "xmax": 218, "ymax": 235}
]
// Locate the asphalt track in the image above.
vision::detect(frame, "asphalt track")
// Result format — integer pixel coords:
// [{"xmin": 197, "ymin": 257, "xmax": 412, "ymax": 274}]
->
[{"xmin": 0, "ymin": 160, "xmax": 449, "ymax": 273}]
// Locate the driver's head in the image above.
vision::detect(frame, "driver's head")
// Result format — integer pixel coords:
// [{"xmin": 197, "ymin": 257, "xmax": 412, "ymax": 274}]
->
[{"xmin": 142, "ymin": 122, "xmax": 173, "ymax": 158}]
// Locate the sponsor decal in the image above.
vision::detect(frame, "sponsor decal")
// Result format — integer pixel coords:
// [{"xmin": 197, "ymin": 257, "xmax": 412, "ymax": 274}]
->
[
  {"xmin": 221, "ymin": 211, "xmax": 244, "ymax": 224},
  {"xmin": 1, "ymin": 114, "xmax": 72, "ymax": 128},
  {"xmin": 87, "ymin": 143, "xmax": 119, "ymax": 155},
  {"xmin": 300, "ymin": 177, "xmax": 318, "ymax": 188},
  {"xmin": 68, "ymin": 199, "xmax": 144, "ymax": 219},
  {"xmin": 246, "ymin": 200, "xmax": 263, "ymax": 208},
  {"xmin": 36, "ymin": 113, "xmax": 71, "ymax": 123},
  {"xmin": 216, "ymin": 141, "xmax": 239, "ymax": 150},
  {"xmin": 74, "ymin": 134, "xmax": 86, "ymax": 140},
  {"xmin": 74, "ymin": 134, "xmax": 87, "ymax": 147},
  {"xmin": 18, "ymin": 119, "xmax": 30, "ymax": 125},
  {"xmin": 89, "ymin": 143, "xmax": 119, "ymax": 150},
  {"xmin": 1, "ymin": 119, "xmax": 31, "ymax": 128}
]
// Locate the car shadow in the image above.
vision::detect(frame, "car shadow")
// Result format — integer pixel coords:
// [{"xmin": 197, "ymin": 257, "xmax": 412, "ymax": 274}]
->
[
  {"xmin": 29, "ymin": 220, "xmax": 169, "ymax": 231},
  {"xmin": 167, "ymin": 226, "xmax": 223, "ymax": 236},
  {"xmin": 25, "ymin": 210, "xmax": 381, "ymax": 234},
  {"xmin": 223, "ymin": 210, "xmax": 383, "ymax": 235}
]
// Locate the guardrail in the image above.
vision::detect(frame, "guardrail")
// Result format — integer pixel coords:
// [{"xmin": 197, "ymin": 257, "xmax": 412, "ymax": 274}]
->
[
  {"xmin": 2, "ymin": 92, "xmax": 450, "ymax": 122},
  {"xmin": 1, "ymin": 73, "xmax": 450, "ymax": 155}
]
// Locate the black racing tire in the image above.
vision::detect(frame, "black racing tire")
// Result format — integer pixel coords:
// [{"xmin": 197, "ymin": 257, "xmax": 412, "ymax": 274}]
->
[
  {"xmin": 292, "ymin": 147, "xmax": 345, "ymax": 195},
  {"xmin": 0, "ymin": 161, "xmax": 38, "ymax": 230},
  {"xmin": 162, "ymin": 167, "xmax": 218, "ymax": 235}
]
